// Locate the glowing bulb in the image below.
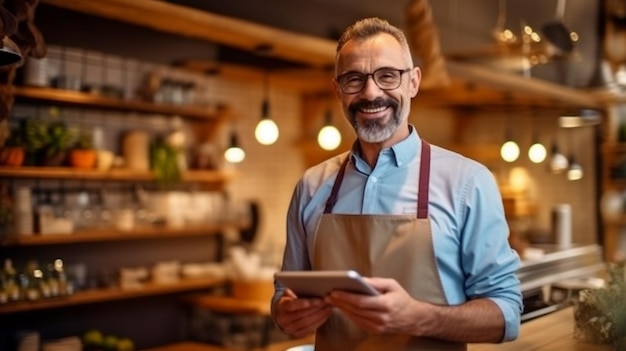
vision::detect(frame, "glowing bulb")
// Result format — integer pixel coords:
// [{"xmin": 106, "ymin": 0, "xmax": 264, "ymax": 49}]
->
[
  {"xmin": 567, "ymin": 159, "xmax": 583, "ymax": 181},
  {"xmin": 500, "ymin": 141, "xmax": 520, "ymax": 162},
  {"xmin": 317, "ymin": 125, "xmax": 342, "ymax": 151},
  {"xmin": 224, "ymin": 146, "xmax": 245, "ymax": 163},
  {"xmin": 528, "ymin": 142, "xmax": 547, "ymax": 163},
  {"xmin": 255, "ymin": 118, "xmax": 279, "ymax": 145}
]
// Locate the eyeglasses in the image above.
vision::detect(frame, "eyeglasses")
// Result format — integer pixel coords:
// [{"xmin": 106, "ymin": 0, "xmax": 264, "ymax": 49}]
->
[{"xmin": 336, "ymin": 67, "xmax": 412, "ymax": 94}]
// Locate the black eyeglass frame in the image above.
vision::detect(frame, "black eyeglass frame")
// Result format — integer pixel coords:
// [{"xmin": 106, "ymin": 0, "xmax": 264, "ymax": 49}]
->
[{"xmin": 335, "ymin": 67, "xmax": 413, "ymax": 94}]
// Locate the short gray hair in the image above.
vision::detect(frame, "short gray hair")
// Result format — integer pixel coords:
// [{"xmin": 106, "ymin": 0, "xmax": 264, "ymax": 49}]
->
[{"xmin": 335, "ymin": 17, "xmax": 414, "ymax": 70}]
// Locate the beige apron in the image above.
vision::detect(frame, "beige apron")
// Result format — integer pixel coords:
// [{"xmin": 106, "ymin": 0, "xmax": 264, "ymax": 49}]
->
[{"xmin": 312, "ymin": 140, "xmax": 466, "ymax": 351}]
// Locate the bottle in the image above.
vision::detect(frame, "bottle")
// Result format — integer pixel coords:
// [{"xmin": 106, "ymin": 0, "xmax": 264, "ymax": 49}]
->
[
  {"xmin": 3, "ymin": 259, "xmax": 20, "ymax": 302},
  {"xmin": 24, "ymin": 260, "xmax": 47, "ymax": 301},
  {"xmin": 46, "ymin": 262, "xmax": 60, "ymax": 298},
  {"xmin": 54, "ymin": 259, "xmax": 73, "ymax": 296}
]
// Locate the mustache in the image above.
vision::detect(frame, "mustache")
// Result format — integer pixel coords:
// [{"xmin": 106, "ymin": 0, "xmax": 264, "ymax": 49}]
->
[{"xmin": 348, "ymin": 98, "xmax": 397, "ymax": 115}]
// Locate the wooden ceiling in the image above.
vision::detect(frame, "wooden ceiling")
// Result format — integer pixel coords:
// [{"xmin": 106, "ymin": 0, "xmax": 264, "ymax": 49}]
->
[{"xmin": 40, "ymin": 0, "xmax": 608, "ymax": 110}]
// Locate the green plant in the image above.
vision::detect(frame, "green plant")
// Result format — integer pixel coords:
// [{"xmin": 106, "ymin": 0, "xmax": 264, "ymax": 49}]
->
[
  {"xmin": 73, "ymin": 129, "xmax": 94, "ymax": 150},
  {"xmin": 574, "ymin": 262, "xmax": 626, "ymax": 346},
  {"xmin": 45, "ymin": 121, "xmax": 76, "ymax": 156},
  {"xmin": 150, "ymin": 139, "xmax": 181, "ymax": 183},
  {"xmin": 20, "ymin": 118, "xmax": 49, "ymax": 153}
]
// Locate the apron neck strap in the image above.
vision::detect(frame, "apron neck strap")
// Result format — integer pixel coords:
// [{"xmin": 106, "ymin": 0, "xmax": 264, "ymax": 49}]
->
[
  {"xmin": 417, "ymin": 140, "xmax": 430, "ymax": 219},
  {"xmin": 324, "ymin": 155, "xmax": 350, "ymax": 213}
]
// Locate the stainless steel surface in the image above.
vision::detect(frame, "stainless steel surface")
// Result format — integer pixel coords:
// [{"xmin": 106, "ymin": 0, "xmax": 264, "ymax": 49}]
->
[
  {"xmin": 518, "ymin": 244, "xmax": 605, "ymax": 322},
  {"xmin": 518, "ymin": 244, "xmax": 606, "ymax": 294}
]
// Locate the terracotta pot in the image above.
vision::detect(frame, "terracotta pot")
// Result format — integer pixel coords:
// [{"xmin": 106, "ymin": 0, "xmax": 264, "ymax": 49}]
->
[
  {"xmin": 70, "ymin": 149, "xmax": 97, "ymax": 169},
  {"xmin": 0, "ymin": 147, "xmax": 25, "ymax": 167}
]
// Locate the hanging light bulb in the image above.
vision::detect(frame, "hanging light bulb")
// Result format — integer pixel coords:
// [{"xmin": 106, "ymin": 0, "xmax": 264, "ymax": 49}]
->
[
  {"xmin": 566, "ymin": 155, "xmax": 583, "ymax": 181},
  {"xmin": 254, "ymin": 104, "xmax": 279, "ymax": 145},
  {"xmin": 317, "ymin": 109, "xmax": 342, "ymax": 151},
  {"xmin": 549, "ymin": 141, "xmax": 568, "ymax": 174},
  {"xmin": 255, "ymin": 72, "xmax": 279, "ymax": 145},
  {"xmin": 224, "ymin": 130, "xmax": 245, "ymax": 163},
  {"xmin": 528, "ymin": 109, "xmax": 547, "ymax": 163},
  {"xmin": 528, "ymin": 141, "xmax": 547, "ymax": 163},
  {"xmin": 500, "ymin": 140, "xmax": 520, "ymax": 162},
  {"xmin": 500, "ymin": 109, "xmax": 519, "ymax": 162}
]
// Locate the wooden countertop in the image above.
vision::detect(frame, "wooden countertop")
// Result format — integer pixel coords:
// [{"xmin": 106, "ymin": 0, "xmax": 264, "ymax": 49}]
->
[
  {"xmin": 146, "ymin": 306, "xmax": 612, "ymax": 351},
  {"xmin": 469, "ymin": 307, "xmax": 612, "ymax": 351}
]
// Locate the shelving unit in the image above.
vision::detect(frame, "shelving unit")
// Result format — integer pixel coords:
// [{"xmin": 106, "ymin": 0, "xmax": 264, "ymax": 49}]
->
[
  {"xmin": 0, "ymin": 47, "xmax": 238, "ymax": 339},
  {"xmin": 0, "ymin": 166, "xmax": 237, "ymax": 183},
  {"xmin": 596, "ymin": 89, "xmax": 626, "ymax": 261},
  {"xmin": 0, "ymin": 223, "xmax": 246, "ymax": 246},
  {"xmin": 4, "ymin": 85, "xmax": 229, "ymax": 121},
  {"xmin": 0, "ymin": 276, "xmax": 226, "ymax": 315}
]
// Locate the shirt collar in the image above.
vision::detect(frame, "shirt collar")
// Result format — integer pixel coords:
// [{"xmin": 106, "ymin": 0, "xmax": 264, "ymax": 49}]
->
[{"xmin": 349, "ymin": 124, "xmax": 421, "ymax": 168}]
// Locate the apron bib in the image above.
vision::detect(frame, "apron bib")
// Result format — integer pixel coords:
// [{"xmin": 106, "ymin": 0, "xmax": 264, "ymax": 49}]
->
[{"xmin": 312, "ymin": 140, "xmax": 466, "ymax": 351}]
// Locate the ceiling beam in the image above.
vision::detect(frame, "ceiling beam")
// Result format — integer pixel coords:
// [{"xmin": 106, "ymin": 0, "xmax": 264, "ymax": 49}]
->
[
  {"xmin": 41, "ymin": 0, "xmax": 604, "ymax": 110},
  {"xmin": 446, "ymin": 61, "xmax": 602, "ymax": 109},
  {"xmin": 40, "ymin": 0, "xmax": 337, "ymax": 68}
]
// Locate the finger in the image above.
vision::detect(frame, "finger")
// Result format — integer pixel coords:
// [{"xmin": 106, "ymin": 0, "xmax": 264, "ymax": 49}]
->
[
  {"xmin": 282, "ymin": 304, "xmax": 331, "ymax": 336},
  {"xmin": 289, "ymin": 306, "xmax": 332, "ymax": 337}
]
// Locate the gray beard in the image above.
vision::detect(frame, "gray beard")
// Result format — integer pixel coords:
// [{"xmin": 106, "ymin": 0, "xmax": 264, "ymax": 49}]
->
[{"xmin": 350, "ymin": 109, "xmax": 402, "ymax": 143}]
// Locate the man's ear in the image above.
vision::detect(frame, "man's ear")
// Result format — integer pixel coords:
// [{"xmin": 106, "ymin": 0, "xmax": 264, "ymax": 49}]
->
[{"xmin": 410, "ymin": 67, "xmax": 421, "ymax": 98}]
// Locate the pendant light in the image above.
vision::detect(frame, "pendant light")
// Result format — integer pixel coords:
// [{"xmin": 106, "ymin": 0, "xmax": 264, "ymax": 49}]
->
[
  {"xmin": 317, "ymin": 107, "xmax": 341, "ymax": 151},
  {"xmin": 500, "ymin": 110, "xmax": 519, "ymax": 163},
  {"xmin": 254, "ymin": 70, "xmax": 279, "ymax": 145},
  {"xmin": 549, "ymin": 140, "xmax": 568, "ymax": 174},
  {"xmin": 528, "ymin": 109, "xmax": 547, "ymax": 164},
  {"xmin": 549, "ymin": 115, "xmax": 569, "ymax": 173},
  {"xmin": 224, "ymin": 127, "xmax": 245, "ymax": 164},
  {"xmin": 565, "ymin": 129, "xmax": 583, "ymax": 181},
  {"xmin": 566, "ymin": 155, "xmax": 583, "ymax": 180}
]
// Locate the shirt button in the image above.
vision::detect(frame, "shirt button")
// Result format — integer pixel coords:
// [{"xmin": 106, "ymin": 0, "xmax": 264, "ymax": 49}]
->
[{"xmin": 370, "ymin": 177, "xmax": 377, "ymax": 183}]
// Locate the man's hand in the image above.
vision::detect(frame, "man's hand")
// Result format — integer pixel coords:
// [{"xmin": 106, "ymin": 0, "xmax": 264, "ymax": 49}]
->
[
  {"xmin": 324, "ymin": 277, "xmax": 426, "ymax": 335},
  {"xmin": 275, "ymin": 288, "xmax": 333, "ymax": 338}
]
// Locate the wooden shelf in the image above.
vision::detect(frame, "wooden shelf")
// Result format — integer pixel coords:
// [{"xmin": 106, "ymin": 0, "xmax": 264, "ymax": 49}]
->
[
  {"xmin": 602, "ymin": 143, "xmax": 626, "ymax": 153},
  {"xmin": 184, "ymin": 294, "xmax": 271, "ymax": 315},
  {"xmin": 0, "ymin": 166, "xmax": 237, "ymax": 183},
  {"xmin": 6, "ymin": 85, "xmax": 227, "ymax": 121},
  {"xmin": 602, "ymin": 215, "xmax": 626, "ymax": 226},
  {"xmin": 1, "ymin": 223, "xmax": 245, "ymax": 246},
  {"xmin": 0, "ymin": 276, "xmax": 226, "ymax": 314}
]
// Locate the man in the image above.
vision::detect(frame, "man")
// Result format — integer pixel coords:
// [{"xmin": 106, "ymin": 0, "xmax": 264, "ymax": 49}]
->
[{"xmin": 271, "ymin": 17, "xmax": 522, "ymax": 351}]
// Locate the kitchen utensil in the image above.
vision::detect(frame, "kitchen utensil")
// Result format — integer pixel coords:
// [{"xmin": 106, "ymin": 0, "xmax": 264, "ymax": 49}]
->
[
  {"xmin": 0, "ymin": 36, "xmax": 22, "ymax": 66},
  {"xmin": 492, "ymin": 0, "xmax": 517, "ymax": 45},
  {"xmin": 542, "ymin": 0, "xmax": 574, "ymax": 55}
]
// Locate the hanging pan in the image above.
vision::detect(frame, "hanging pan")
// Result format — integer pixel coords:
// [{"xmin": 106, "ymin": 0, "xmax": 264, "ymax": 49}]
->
[{"xmin": 542, "ymin": 0, "xmax": 574, "ymax": 55}]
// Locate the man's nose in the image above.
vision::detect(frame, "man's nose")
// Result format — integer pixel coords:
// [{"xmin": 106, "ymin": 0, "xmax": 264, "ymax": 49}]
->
[{"xmin": 361, "ymin": 75, "xmax": 382, "ymax": 97}]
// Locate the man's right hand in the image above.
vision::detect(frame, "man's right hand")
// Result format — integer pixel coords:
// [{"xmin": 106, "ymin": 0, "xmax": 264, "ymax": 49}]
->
[{"xmin": 274, "ymin": 288, "xmax": 332, "ymax": 338}]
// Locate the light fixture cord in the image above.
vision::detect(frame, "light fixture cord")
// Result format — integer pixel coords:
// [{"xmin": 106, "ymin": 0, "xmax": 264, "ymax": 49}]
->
[{"xmin": 262, "ymin": 70, "xmax": 270, "ymax": 119}]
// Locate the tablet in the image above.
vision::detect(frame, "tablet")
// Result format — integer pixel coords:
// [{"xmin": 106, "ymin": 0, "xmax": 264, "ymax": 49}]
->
[{"xmin": 274, "ymin": 270, "xmax": 380, "ymax": 298}]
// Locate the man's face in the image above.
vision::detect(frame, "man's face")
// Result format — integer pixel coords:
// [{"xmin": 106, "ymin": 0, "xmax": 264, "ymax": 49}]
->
[{"xmin": 334, "ymin": 33, "xmax": 420, "ymax": 144}]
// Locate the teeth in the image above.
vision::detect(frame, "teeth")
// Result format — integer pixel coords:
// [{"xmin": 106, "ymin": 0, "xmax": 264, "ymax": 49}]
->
[{"xmin": 361, "ymin": 106, "xmax": 386, "ymax": 114}]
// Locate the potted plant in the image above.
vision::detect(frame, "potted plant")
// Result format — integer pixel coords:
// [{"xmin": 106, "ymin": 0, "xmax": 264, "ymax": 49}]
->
[
  {"xmin": 69, "ymin": 129, "xmax": 97, "ymax": 169},
  {"xmin": 0, "ymin": 126, "xmax": 26, "ymax": 167},
  {"xmin": 20, "ymin": 118, "xmax": 49, "ymax": 166},
  {"xmin": 150, "ymin": 138, "xmax": 181, "ymax": 184},
  {"xmin": 42, "ymin": 121, "xmax": 76, "ymax": 167}
]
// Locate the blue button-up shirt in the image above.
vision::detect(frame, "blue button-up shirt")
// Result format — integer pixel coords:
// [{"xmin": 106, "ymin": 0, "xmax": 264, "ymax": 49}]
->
[{"xmin": 278, "ymin": 125, "xmax": 523, "ymax": 341}]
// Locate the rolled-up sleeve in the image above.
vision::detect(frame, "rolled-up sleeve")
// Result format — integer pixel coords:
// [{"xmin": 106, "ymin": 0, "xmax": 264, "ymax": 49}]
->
[{"xmin": 460, "ymin": 166, "xmax": 523, "ymax": 341}]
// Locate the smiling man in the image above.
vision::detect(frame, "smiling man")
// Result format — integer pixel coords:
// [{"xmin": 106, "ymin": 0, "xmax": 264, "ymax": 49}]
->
[{"xmin": 272, "ymin": 17, "xmax": 522, "ymax": 351}]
